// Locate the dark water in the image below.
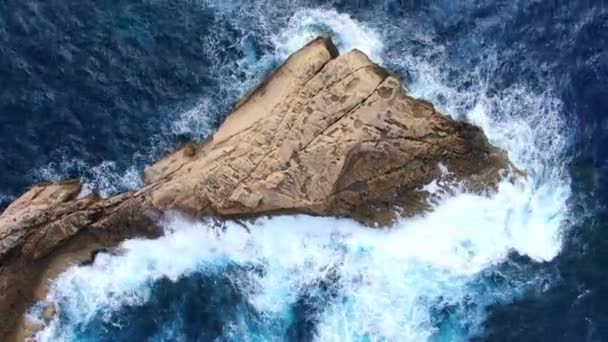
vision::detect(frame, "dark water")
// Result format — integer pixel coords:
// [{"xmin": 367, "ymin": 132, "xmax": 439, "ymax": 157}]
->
[
  {"xmin": 0, "ymin": 0, "xmax": 254, "ymax": 200},
  {"xmin": 3, "ymin": 1, "xmax": 608, "ymax": 341}
]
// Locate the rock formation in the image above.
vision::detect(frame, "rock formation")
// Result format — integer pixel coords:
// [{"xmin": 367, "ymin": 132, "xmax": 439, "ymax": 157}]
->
[{"xmin": 0, "ymin": 37, "xmax": 510, "ymax": 341}]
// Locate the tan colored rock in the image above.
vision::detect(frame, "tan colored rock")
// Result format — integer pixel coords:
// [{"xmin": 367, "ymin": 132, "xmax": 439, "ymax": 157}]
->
[
  {"xmin": 143, "ymin": 42, "xmax": 507, "ymax": 223},
  {"xmin": 0, "ymin": 37, "xmax": 510, "ymax": 341}
]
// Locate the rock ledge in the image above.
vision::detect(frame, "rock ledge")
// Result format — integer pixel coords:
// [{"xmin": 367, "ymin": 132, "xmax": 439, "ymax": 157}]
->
[{"xmin": 0, "ymin": 37, "xmax": 509, "ymax": 341}]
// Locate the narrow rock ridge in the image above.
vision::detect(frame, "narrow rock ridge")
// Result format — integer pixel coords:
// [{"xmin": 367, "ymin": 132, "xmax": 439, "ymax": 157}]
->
[{"xmin": 0, "ymin": 37, "xmax": 510, "ymax": 341}]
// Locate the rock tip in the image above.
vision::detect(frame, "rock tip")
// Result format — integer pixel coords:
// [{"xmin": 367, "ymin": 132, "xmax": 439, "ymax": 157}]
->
[{"xmin": 307, "ymin": 36, "xmax": 340, "ymax": 59}]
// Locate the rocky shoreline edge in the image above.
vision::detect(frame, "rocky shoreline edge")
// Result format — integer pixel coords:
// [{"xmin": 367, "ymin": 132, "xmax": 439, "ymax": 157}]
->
[{"xmin": 0, "ymin": 37, "xmax": 511, "ymax": 341}]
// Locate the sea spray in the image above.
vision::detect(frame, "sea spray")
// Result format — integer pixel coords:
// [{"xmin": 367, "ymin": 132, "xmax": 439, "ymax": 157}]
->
[
  {"xmin": 272, "ymin": 8, "xmax": 385, "ymax": 63},
  {"xmin": 36, "ymin": 174, "xmax": 566, "ymax": 340}
]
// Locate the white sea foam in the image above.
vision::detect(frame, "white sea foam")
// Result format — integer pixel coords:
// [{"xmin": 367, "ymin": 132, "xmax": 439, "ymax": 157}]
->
[
  {"xmin": 34, "ymin": 5, "xmax": 572, "ymax": 342},
  {"xmin": 37, "ymin": 179, "xmax": 564, "ymax": 340},
  {"xmin": 170, "ymin": 98, "xmax": 215, "ymax": 139},
  {"xmin": 33, "ymin": 159, "xmax": 142, "ymax": 198},
  {"xmin": 272, "ymin": 8, "xmax": 384, "ymax": 62}
]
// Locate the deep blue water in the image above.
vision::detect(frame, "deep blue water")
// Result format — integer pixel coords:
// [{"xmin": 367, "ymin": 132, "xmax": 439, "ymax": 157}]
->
[{"xmin": 3, "ymin": 1, "xmax": 608, "ymax": 341}]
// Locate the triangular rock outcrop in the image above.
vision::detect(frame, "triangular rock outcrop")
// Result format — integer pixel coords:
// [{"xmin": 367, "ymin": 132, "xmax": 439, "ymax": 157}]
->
[
  {"xmin": 0, "ymin": 37, "xmax": 509, "ymax": 341},
  {"xmin": 143, "ymin": 37, "xmax": 508, "ymax": 222}
]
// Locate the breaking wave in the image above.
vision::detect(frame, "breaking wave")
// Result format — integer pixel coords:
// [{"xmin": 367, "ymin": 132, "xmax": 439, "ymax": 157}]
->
[
  {"xmin": 32, "ymin": 160, "xmax": 142, "ymax": 199},
  {"xmin": 31, "ymin": 4, "xmax": 573, "ymax": 341}
]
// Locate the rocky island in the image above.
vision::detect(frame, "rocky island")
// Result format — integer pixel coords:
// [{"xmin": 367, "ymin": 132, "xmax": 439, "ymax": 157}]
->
[{"xmin": 0, "ymin": 38, "xmax": 510, "ymax": 341}]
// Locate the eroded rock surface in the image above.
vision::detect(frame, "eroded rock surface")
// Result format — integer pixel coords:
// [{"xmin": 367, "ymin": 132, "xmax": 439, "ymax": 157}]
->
[
  {"xmin": 143, "ymin": 39, "xmax": 508, "ymax": 223},
  {"xmin": 0, "ymin": 37, "xmax": 510, "ymax": 341}
]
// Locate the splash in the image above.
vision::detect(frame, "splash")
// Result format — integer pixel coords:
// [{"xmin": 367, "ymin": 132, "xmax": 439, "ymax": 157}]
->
[
  {"xmin": 170, "ymin": 98, "xmax": 216, "ymax": 140},
  {"xmin": 272, "ymin": 8, "xmax": 384, "ymax": 62},
  {"xmin": 32, "ymin": 4, "xmax": 572, "ymax": 342},
  {"xmin": 31, "ymin": 159, "xmax": 142, "ymax": 198}
]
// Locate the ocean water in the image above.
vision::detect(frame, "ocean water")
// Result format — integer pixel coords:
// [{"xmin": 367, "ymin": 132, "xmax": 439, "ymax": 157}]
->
[{"xmin": 1, "ymin": 1, "xmax": 607, "ymax": 341}]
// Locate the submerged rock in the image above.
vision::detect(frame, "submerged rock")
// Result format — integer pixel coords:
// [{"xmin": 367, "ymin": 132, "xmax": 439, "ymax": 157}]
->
[{"xmin": 0, "ymin": 37, "xmax": 510, "ymax": 341}]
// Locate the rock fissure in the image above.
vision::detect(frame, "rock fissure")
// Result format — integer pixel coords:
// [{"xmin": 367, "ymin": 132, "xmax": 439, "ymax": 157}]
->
[
  {"xmin": 302, "ymin": 79, "xmax": 388, "ymax": 154},
  {"xmin": 304, "ymin": 63, "xmax": 385, "ymax": 98}
]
